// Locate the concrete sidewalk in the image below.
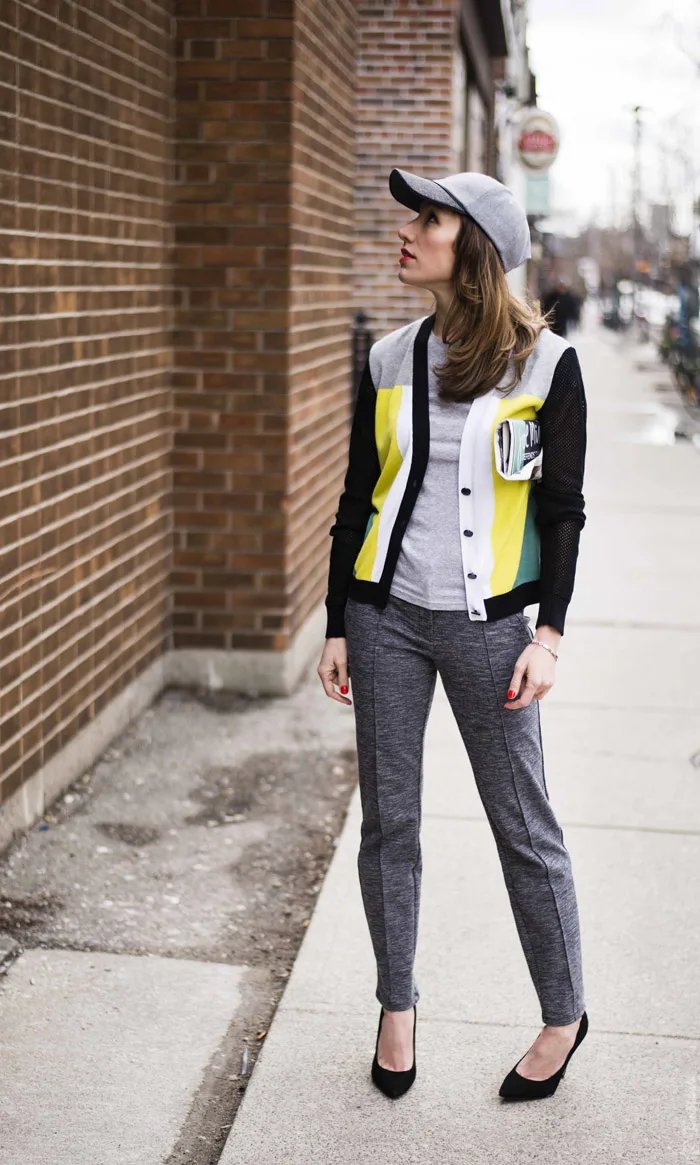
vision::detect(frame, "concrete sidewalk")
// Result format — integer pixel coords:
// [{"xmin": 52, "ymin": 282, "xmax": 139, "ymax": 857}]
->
[{"xmin": 218, "ymin": 316, "xmax": 700, "ymax": 1164}]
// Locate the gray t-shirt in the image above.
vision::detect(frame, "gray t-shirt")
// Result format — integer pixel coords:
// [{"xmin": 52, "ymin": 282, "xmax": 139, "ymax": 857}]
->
[{"xmin": 389, "ymin": 329, "xmax": 473, "ymax": 609}]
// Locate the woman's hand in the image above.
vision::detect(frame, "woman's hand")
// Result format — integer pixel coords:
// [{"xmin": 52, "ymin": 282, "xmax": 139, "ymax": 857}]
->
[
  {"xmin": 317, "ymin": 638, "xmax": 353, "ymax": 706},
  {"xmin": 504, "ymin": 624, "xmax": 561, "ymax": 710}
]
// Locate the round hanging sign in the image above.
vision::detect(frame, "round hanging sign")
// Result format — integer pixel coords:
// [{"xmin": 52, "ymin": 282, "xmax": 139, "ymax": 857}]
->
[{"xmin": 516, "ymin": 109, "xmax": 560, "ymax": 172}]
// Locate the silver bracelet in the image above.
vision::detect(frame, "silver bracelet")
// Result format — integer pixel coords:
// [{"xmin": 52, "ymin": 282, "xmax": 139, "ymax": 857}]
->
[{"xmin": 532, "ymin": 638, "xmax": 559, "ymax": 661}]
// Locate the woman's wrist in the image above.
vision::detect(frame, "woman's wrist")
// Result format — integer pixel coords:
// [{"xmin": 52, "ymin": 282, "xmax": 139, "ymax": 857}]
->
[{"xmin": 534, "ymin": 623, "xmax": 562, "ymax": 648}]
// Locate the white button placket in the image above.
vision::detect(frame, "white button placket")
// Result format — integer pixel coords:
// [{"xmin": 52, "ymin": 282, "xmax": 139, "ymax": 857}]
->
[{"xmin": 458, "ymin": 407, "xmax": 486, "ymax": 620}]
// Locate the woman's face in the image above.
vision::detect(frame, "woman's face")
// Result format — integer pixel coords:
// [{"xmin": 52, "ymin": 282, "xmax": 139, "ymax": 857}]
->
[{"xmin": 397, "ymin": 201, "xmax": 463, "ymax": 291}]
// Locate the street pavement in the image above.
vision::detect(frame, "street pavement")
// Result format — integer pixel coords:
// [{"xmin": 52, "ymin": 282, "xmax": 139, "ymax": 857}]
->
[
  {"xmin": 218, "ymin": 312, "xmax": 700, "ymax": 1163},
  {"xmin": 2, "ymin": 311, "xmax": 699, "ymax": 1163}
]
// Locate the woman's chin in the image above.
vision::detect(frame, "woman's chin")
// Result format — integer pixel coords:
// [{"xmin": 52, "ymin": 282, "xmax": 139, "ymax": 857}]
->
[{"xmin": 398, "ymin": 267, "xmax": 422, "ymax": 287}]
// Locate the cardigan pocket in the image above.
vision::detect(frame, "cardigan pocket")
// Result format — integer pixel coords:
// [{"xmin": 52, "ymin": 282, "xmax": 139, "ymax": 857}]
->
[{"xmin": 493, "ymin": 417, "xmax": 543, "ymax": 481}]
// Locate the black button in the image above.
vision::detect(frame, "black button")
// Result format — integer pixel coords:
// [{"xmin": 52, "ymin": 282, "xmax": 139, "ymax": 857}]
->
[
  {"xmin": 461, "ymin": 487, "xmax": 471, "ymax": 495},
  {"xmin": 467, "ymin": 572, "xmax": 477, "ymax": 579},
  {"xmin": 463, "ymin": 529, "xmax": 473, "ymax": 537}
]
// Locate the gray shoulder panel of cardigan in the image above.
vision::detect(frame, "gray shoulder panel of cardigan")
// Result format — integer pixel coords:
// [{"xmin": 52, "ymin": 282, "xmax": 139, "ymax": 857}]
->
[
  {"xmin": 520, "ymin": 326, "xmax": 572, "ymax": 403},
  {"xmin": 368, "ymin": 313, "xmax": 433, "ymax": 392}
]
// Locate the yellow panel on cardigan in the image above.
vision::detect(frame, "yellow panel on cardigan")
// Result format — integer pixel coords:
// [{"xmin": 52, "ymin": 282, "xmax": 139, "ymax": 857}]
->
[{"xmin": 353, "ymin": 386, "xmax": 406, "ymax": 582}]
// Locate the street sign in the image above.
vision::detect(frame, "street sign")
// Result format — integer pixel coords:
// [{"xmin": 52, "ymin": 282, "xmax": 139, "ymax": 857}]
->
[
  {"xmin": 526, "ymin": 175, "xmax": 550, "ymax": 214},
  {"xmin": 517, "ymin": 109, "xmax": 560, "ymax": 172}
]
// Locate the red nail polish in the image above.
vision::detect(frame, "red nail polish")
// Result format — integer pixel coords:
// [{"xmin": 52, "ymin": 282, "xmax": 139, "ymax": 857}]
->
[
  {"xmin": 340, "ymin": 685, "xmax": 348, "ymax": 694},
  {"xmin": 508, "ymin": 690, "xmax": 516, "ymax": 698}
]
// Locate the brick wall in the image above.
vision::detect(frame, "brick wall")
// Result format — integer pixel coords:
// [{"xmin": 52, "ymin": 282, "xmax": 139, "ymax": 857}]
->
[
  {"xmin": 354, "ymin": 0, "xmax": 459, "ymax": 338},
  {"xmin": 0, "ymin": 0, "xmax": 503, "ymax": 817},
  {"xmin": 0, "ymin": 1, "xmax": 174, "ymax": 808},
  {"xmin": 286, "ymin": 0, "xmax": 356, "ymax": 642},
  {"xmin": 172, "ymin": 0, "xmax": 357, "ymax": 652}
]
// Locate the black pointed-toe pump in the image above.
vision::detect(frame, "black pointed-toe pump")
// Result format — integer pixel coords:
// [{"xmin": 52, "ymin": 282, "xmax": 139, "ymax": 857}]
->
[
  {"xmin": 371, "ymin": 1004, "xmax": 417, "ymax": 1099},
  {"xmin": 498, "ymin": 1011, "xmax": 588, "ymax": 1101}
]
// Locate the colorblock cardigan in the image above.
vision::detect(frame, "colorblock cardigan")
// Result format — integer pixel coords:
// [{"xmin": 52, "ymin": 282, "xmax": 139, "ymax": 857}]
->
[{"xmin": 325, "ymin": 312, "xmax": 587, "ymax": 639}]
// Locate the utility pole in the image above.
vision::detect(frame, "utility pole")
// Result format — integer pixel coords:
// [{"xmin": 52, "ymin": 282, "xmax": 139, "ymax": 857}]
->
[
  {"xmin": 608, "ymin": 166, "xmax": 618, "ymax": 230},
  {"xmin": 631, "ymin": 104, "xmax": 644, "ymax": 273},
  {"xmin": 624, "ymin": 102, "xmax": 647, "ymax": 325}
]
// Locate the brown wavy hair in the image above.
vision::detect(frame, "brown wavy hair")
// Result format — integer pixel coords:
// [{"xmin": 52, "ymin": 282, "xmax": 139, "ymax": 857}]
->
[{"xmin": 433, "ymin": 211, "xmax": 552, "ymax": 403}]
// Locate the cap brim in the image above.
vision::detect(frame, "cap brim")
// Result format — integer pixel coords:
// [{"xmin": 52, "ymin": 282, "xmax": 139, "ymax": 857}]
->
[{"xmin": 389, "ymin": 168, "xmax": 464, "ymax": 215}]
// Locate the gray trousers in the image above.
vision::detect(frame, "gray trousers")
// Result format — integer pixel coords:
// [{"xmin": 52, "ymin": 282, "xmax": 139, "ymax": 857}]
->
[{"xmin": 344, "ymin": 593, "xmax": 585, "ymax": 1027}]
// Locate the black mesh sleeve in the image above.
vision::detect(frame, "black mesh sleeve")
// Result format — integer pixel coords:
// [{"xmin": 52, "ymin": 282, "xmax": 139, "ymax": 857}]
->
[
  {"xmin": 324, "ymin": 357, "xmax": 381, "ymax": 639},
  {"xmin": 531, "ymin": 344, "xmax": 588, "ymax": 636}
]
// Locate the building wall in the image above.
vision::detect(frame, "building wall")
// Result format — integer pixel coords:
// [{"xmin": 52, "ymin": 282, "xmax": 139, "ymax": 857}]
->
[
  {"xmin": 354, "ymin": 0, "xmax": 459, "ymax": 338},
  {"xmin": 0, "ymin": 0, "xmax": 511, "ymax": 824},
  {"xmin": 0, "ymin": 0, "xmax": 173, "ymax": 810},
  {"xmin": 171, "ymin": 0, "xmax": 357, "ymax": 653},
  {"xmin": 354, "ymin": 0, "xmax": 506, "ymax": 340},
  {"xmin": 286, "ymin": 0, "xmax": 357, "ymax": 642},
  {"xmin": 171, "ymin": 1, "xmax": 295, "ymax": 653}
]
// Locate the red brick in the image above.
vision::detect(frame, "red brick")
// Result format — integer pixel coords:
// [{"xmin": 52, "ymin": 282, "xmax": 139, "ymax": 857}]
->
[
  {"xmin": 3, "ymin": 0, "xmax": 499, "ymax": 811},
  {"xmin": 0, "ymin": 0, "xmax": 172, "ymax": 809}
]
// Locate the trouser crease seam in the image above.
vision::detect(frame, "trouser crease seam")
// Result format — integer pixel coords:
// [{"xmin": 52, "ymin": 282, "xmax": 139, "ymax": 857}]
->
[{"xmin": 480, "ymin": 620, "xmax": 578, "ymax": 1021}]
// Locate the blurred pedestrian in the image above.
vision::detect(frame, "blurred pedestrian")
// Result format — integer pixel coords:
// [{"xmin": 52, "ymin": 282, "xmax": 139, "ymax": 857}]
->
[
  {"xmin": 318, "ymin": 168, "xmax": 589, "ymax": 1103},
  {"xmin": 677, "ymin": 265, "xmax": 699, "ymax": 347},
  {"xmin": 542, "ymin": 277, "xmax": 579, "ymax": 337},
  {"xmin": 571, "ymin": 286, "xmax": 583, "ymax": 328}
]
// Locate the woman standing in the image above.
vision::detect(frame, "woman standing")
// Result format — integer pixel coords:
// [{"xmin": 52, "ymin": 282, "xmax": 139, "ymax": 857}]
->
[{"xmin": 317, "ymin": 168, "xmax": 589, "ymax": 1102}]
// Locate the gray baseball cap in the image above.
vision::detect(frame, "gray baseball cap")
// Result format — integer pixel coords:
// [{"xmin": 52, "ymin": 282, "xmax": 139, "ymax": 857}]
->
[{"xmin": 389, "ymin": 167, "xmax": 531, "ymax": 273}]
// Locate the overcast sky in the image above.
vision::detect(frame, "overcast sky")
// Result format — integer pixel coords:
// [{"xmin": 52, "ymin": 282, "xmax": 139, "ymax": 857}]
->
[{"xmin": 526, "ymin": 0, "xmax": 700, "ymax": 235}]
